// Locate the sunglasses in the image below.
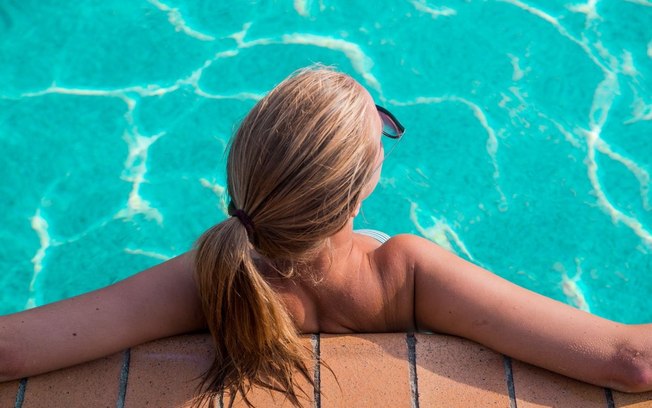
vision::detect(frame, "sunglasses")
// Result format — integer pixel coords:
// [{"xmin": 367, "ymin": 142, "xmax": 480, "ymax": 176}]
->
[{"xmin": 376, "ymin": 105, "xmax": 405, "ymax": 139}]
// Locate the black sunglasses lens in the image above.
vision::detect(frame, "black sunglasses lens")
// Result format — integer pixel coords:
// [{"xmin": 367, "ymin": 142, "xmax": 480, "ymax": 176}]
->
[
  {"xmin": 376, "ymin": 105, "xmax": 404, "ymax": 139},
  {"xmin": 378, "ymin": 110, "xmax": 401, "ymax": 139}
]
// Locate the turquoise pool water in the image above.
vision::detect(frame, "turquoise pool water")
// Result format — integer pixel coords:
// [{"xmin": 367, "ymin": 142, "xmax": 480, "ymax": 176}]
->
[{"xmin": 1, "ymin": 1, "xmax": 651, "ymax": 323}]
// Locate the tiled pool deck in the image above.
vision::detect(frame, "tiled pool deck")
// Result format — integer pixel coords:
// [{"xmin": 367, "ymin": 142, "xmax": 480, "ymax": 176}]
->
[{"xmin": 1, "ymin": 333, "xmax": 651, "ymax": 407}]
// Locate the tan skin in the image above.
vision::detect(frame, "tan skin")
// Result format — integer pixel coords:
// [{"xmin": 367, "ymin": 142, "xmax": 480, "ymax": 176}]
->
[{"xmin": 1, "ymin": 90, "xmax": 651, "ymax": 393}]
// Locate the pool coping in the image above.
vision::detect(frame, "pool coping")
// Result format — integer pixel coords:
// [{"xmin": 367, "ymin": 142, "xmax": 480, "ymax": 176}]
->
[{"xmin": 1, "ymin": 332, "xmax": 650, "ymax": 407}]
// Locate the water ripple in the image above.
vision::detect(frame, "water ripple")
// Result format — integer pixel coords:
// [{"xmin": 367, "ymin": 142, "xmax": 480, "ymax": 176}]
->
[
  {"xmin": 395, "ymin": 96, "xmax": 508, "ymax": 211},
  {"xmin": 147, "ymin": 0, "xmax": 215, "ymax": 41},
  {"xmin": 26, "ymin": 208, "xmax": 50, "ymax": 309}
]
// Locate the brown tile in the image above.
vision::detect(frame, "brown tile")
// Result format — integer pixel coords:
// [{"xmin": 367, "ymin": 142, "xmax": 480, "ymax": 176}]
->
[
  {"xmin": 613, "ymin": 390, "xmax": 652, "ymax": 407},
  {"xmin": 124, "ymin": 334, "xmax": 214, "ymax": 408},
  {"xmin": 511, "ymin": 359, "xmax": 606, "ymax": 407},
  {"xmin": 22, "ymin": 352, "xmax": 122, "ymax": 408},
  {"xmin": 414, "ymin": 333, "xmax": 509, "ymax": 407},
  {"xmin": 319, "ymin": 333, "xmax": 411, "ymax": 407},
  {"xmin": 0, "ymin": 380, "xmax": 19, "ymax": 407},
  {"xmin": 226, "ymin": 336, "xmax": 315, "ymax": 408}
]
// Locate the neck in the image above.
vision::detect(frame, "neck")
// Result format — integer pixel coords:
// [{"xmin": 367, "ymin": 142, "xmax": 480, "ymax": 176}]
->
[
  {"xmin": 258, "ymin": 218, "xmax": 359, "ymax": 282},
  {"xmin": 305, "ymin": 218, "xmax": 357, "ymax": 279},
  {"xmin": 327, "ymin": 218, "xmax": 356, "ymax": 250}
]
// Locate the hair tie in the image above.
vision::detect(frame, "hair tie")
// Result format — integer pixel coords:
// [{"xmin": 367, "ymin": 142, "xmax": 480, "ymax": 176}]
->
[{"xmin": 228, "ymin": 201, "xmax": 255, "ymax": 241}]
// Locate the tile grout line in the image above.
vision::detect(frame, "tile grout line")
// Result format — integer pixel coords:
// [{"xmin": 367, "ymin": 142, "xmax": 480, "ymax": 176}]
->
[
  {"xmin": 503, "ymin": 356, "xmax": 517, "ymax": 408},
  {"xmin": 604, "ymin": 388, "xmax": 615, "ymax": 408},
  {"xmin": 406, "ymin": 333, "xmax": 419, "ymax": 408},
  {"xmin": 14, "ymin": 378, "xmax": 27, "ymax": 408},
  {"xmin": 312, "ymin": 333, "xmax": 321, "ymax": 408},
  {"xmin": 116, "ymin": 348, "xmax": 131, "ymax": 408}
]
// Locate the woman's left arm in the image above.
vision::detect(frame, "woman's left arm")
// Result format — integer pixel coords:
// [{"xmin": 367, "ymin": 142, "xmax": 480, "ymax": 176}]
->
[{"xmin": 399, "ymin": 234, "xmax": 652, "ymax": 392}]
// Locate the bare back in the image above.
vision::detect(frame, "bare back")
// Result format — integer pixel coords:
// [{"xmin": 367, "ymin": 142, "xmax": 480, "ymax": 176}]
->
[{"xmin": 271, "ymin": 232, "xmax": 416, "ymax": 334}]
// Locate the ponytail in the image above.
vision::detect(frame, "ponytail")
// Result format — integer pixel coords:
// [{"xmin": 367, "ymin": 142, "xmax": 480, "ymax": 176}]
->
[
  {"xmin": 191, "ymin": 66, "xmax": 379, "ymax": 406},
  {"xmin": 193, "ymin": 217, "xmax": 313, "ymax": 407}
]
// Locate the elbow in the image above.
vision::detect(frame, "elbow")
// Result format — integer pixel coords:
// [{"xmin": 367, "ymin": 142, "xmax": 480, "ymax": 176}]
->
[
  {"xmin": 612, "ymin": 364, "xmax": 652, "ymax": 393},
  {"xmin": 608, "ymin": 340, "xmax": 652, "ymax": 393},
  {"xmin": 0, "ymin": 339, "xmax": 26, "ymax": 382},
  {"xmin": 612, "ymin": 363, "xmax": 652, "ymax": 393}
]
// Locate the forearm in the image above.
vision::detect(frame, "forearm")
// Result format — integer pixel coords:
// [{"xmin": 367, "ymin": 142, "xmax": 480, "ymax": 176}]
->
[
  {"xmin": 408, "ymin": 235, "xmax": 652, "ymax": 392},
  {"xmin": 419, "ymin": 274, "xmax": 652, "ymax": 392},
  {"xmin": 1, "ymin": 297, "xmax": 114, "ymax": 381},
  {"xmin": 421, "ymin": 288, "xmax": 639, "ymax": 391},
  {"xmin": 0, "ymin": 252, "xmax": 205, "ymax": 382},
  {"xmin": 458, "ymin": 312, "xmax": 652, "ymax": 392}
]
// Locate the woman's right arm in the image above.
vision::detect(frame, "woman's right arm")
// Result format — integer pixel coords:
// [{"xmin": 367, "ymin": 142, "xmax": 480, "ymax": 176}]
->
[
  {"xmin": 0, "ymin": 251, "xmax": 206, "ymax": 381},
  {"xmin": 397, "ymin": 234, "xmax": 652, "ymax": 393}
]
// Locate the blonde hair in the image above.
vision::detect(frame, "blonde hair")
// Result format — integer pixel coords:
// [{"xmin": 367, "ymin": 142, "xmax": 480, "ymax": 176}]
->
[{"xmin": 194, "ymin": 67, "xmax": 378, "ymax": 406}]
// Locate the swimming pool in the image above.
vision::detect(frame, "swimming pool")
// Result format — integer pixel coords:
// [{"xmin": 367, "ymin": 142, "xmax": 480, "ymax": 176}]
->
[{"xmin": 1, "ymin": 1, "xmax": 650, "ymax": 323}]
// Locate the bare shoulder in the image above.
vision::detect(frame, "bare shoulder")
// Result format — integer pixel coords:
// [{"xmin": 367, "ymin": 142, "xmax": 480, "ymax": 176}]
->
[
  {"xmin": 368, "ymin": 234, "xmax": 434, "ymax": 331},
  {"xmin": 374, "ymin": 233, "xmax": 444, "ymax": 265},
  {"xmin": 370, "ymin": 234, "xmax": 411, "ymax": 270},
  {"xmin": 374, "ymin": 233, "xmax": 424, "ymax": 251},
  {"xmin": 369, "ymin": 233, "xmax": 445, "ymax": 279},
  {"xmin": 367, "ymin": 233, "xmax": 470, "ymax": 332}
]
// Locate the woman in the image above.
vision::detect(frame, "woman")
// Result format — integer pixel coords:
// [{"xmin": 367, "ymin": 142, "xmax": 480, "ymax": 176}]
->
[{"xmin": 1, "ymin": 67, "xmax": 651, "ymax": 407}]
